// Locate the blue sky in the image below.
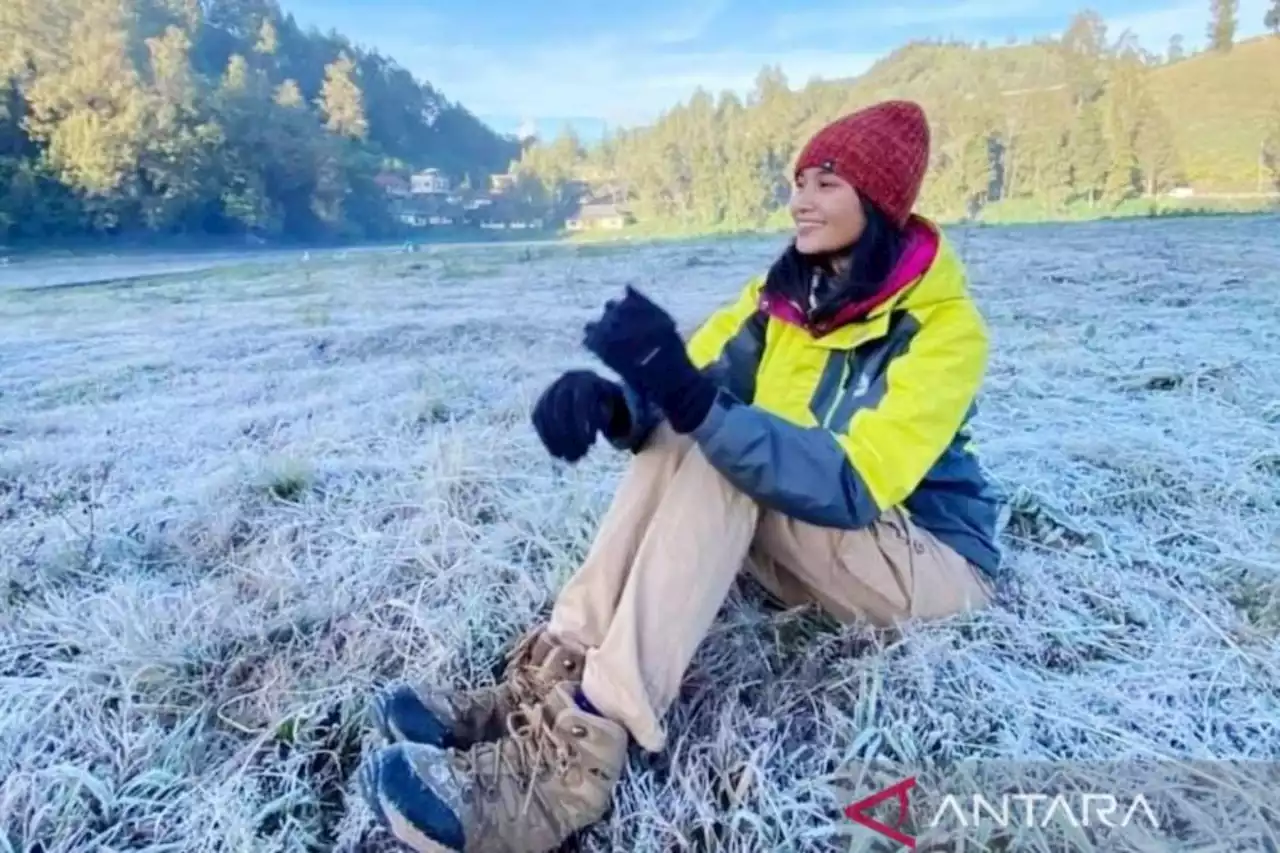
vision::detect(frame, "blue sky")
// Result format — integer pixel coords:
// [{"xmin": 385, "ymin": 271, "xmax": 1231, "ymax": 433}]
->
[{"xmin": 279, "ymin": 0, "xmax": 1272, "ymax": 141}]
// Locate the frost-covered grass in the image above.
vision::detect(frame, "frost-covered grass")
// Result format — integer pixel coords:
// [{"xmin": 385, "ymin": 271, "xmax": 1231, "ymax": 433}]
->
[{"xmin": 1, "ymin": 215, "xmax": 1278, "ymax": 852}]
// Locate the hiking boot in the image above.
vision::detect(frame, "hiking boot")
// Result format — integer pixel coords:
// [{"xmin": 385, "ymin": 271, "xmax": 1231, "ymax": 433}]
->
[
  {"xmin": 360, "ymin": 682, "xmax": 628, "ymax": 853},
  {"xmin": 372, "ymin": 628, "xmax": 585, "ymax": 751}
]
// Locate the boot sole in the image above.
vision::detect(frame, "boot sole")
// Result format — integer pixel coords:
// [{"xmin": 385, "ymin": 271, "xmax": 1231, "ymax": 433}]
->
[
  {"xmin": 363, "ymin": 764, "xmax": 457, "ymax": 853},
  {"xmin": 358, "ymin": 750, "xmax": 391, "ymax": 827},
  {"xmin": 369, "ymin": 691, "xmax": 402, "ymax": 743},
  {"xmin": 361, "ymin": 745, "xmax": 467, "ymax": 852}
]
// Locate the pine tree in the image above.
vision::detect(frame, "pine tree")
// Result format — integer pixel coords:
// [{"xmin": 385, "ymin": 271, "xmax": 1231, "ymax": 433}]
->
[
  {"xmin": 255, "ymin": 17, "xmax": 278, "ymax": 55},
  {"xmin": 139, "ymin": 25, "xmax": 223, "ymax": 229},
  {"xmin": 1167, "ymin": 34, "xmax": 1185, "ymax": 62},
  {"xmin": 1102, "ymin": 44, "xmax": 1146, "ymax": 204},
  {"xmin": 1061, "ymin": 10, "xmax": 1108, "ymax": 106},
  {"xmin": 1104, "ymin": 112, "xmax": 1139, "ymax": 203},
  {"xmin": 213, "ymin": 53, "xmax": 276, "ymax": 231},
  {"xmin": 682, "ymin": 88, "xmax": 723, "ymax": 227},
  {"xmin": 1265, "ymin": 103, "xmax": 1280, "ymax": 189},
  {"xmin": 1265, "ymin": 0, "xmax": 1280, "ymax": 35},
  {"xmin": 717, "ymin": 91, "xmax": 770, "ymax": 227},
  {"xmin": 747, "ymin": 65, "xmax": 798, "ymax": 208},
  {"xmin": 274, "ymin": 79, "xmax": 303, "ymax": 109},
  {"xmin": 221, "ymin": 54, "xmax": 254, "ymax": 93},
  {"xmin": 1209, "ymin": 0, "xmax": 1238, "ymax": 52},
  {"xmin": 318, "ymin": 53, "xmax": 368, "ymax": 140},
  {"xmin": 20, "ymin": 0, "xmax": 151, "ymax": 203},
  {"xmin": 515, "ymin": 126, "xmax": 587, "ymax": 222},
  {"xmin": 1134, "ymin": 95, "xmax": 1178, "ymax": 195},
  {"xmin": 1072, "ymin": 101, "xmax": 1108, "ymax": 206}
]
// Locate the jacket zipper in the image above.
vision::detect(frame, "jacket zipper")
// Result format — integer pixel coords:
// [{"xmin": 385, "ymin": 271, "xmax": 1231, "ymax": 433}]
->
[{"xmin": 822, "ymin": 354, "xmax": 853, "ymax": 429}]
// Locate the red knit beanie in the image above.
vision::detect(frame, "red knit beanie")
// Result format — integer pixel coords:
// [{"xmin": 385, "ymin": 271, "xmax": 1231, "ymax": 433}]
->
[{"xmin": 793, "ymin": 100, "xmax": 931, "ymax": 229}]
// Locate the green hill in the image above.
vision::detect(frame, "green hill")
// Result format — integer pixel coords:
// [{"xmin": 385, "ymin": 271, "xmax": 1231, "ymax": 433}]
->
[
  {"xmin": 1148, "ymin": 36, "xmax": 1280, "ymax": 192},
  {"xmin": 516, "ymin": 21, "xmax": 1280, "ymax": 231},
  {"xmin": 841, "ymin": 33, "xmax": 1280, "ymax": 196},
  {"xmin": 841, "ymin": 40, "xmax": 1069, "ymax": 95}
]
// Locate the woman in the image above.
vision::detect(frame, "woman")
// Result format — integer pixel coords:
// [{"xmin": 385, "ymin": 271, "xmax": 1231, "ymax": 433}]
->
[{"xmin": 358, "ymin": 99, "xmax": 1002, "ymax": 852}]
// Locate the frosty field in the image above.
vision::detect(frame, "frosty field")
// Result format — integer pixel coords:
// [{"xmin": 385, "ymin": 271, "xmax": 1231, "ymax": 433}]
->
[{"xmin": 1, "ymin": 215, "xmax": 1278, "ymax": 852}]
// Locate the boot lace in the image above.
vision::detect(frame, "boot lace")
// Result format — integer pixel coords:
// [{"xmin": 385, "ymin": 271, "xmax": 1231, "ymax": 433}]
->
[
  {"xmin": 501, "ymin": 629, "xmax": 552, "ymax": 705},
  {"xmin": 444, "ymin": 629, "xmax": 549, "ymax": 717},
  {"xmin": 457, "ymin": 699, "xmax": 582, "ymax": 818}
]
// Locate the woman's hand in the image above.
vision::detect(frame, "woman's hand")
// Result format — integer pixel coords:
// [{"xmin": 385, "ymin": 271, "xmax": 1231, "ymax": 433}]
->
[
  {"xmin": 583, "ymin": 286, "xmax": 717, "ymax": 434},
  {"xmin": 531, "ymin": 370, "xmax": 628, "ymax": 463}
]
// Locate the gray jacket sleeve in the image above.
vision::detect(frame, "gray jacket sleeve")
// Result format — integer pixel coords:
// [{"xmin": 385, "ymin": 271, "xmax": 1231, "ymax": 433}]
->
[{"xmin": 688, "ymin": 388, "xmax": 880, "ymax": 529}]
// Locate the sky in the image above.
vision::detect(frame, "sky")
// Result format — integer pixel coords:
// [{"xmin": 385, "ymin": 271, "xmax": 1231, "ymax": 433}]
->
[{"xmin": 278, "ymin": 0, "xmax": 1273, "ymax": 141}]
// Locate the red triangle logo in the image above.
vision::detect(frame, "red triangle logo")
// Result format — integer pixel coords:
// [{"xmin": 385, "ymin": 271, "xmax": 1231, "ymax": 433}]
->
[{"xmin": 844, "ymin": 776, "xmax": 917, "ymax": 849}]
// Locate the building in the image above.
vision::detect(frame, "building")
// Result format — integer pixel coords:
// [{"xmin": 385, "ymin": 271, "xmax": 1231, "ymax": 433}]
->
[
  {"xmin": 394, "ymin": 195, "xmax": 456, "ymax": 227},
  {"xmin": 410, "ymin": 168, "xmax": 450, "ymax": 195},
  {"xmin": 374, "ymin": 173, "xmax": 410, "ymax": 198},
  {"xmin": 489, "ymin": 172, "xmax": 517, "ymax": 194},
  {"xmin": 591, "ymin": 182, "xmax": 628, "ymax": 204},
  {"xmin": 565, "ymin": 202, "xmax": 634, "ymax": 231}
]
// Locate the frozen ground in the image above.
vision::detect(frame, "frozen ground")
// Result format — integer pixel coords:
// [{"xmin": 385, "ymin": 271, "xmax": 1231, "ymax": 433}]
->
[
  {"xmin": 0, "ymin": 244, "xmax": 404, "ymax": 292},
  {"xmin": 1, "ymin": 215, "xmax": 1278, "ymax": 852}
]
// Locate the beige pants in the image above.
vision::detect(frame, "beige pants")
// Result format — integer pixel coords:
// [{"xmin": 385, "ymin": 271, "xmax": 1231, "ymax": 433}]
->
[{"xmin": 545, "ymin": 422, "xmax": 993, "ymax": 752}]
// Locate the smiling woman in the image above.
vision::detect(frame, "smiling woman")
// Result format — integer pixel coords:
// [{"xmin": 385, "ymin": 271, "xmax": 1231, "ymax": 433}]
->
[
  {"xmin": 792, "ymin": 169, "xmax": 871, "ymax": 253},
  {"xmin": 357, "ymin": 99, "xmax": 1005, "ymax": 853},
  {"xmin": 789, "ymin": 174, "xmax": 907, "ymax": 314}
]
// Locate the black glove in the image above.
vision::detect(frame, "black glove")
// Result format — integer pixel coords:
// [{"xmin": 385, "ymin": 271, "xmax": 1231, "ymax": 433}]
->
[
  {"xmin": 531, "ymin": 370, "xmax": 629, "ymax": 463},
  {"xmin": 583, "ymin": 286, "xmax": 717, "ymax": 434}
]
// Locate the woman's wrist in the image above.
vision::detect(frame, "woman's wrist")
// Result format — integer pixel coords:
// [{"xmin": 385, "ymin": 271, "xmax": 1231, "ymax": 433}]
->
[
  {"xmin": 655, "ymin": 365, "xmax": 716, "ymax": 434},
  {"xmin": 602, "ymin": 382, "xmax": 633, "ymax": 439}
]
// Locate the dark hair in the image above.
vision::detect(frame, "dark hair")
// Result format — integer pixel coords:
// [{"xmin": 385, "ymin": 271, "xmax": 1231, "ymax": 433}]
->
[
  {"xmin": 838, "ymin": 195, "xmax": 905, "ymax": 293},
  {"xmin": 767, "ymin": 193, "xmax": 908, "ymax": 316}
]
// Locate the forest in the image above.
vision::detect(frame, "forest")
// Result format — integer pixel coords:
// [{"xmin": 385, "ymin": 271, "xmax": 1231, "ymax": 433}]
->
[
  {"xmin": 2, "ymin": 1, "xmax": 1279, "ymax": 244},
  {"xmin": 0, "ymin": 0, "xmax": 519, "ymax": 243},
  {"xmin": 515, "ymin": 4, "xmax": 1280, "ymax": 231}
]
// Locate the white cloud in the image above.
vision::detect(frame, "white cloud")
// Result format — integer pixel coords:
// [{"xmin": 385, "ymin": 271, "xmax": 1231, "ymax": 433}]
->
[
  {"xmin": 649, "ymin": 0, "xmax": 731, "ymax": 45},
  {"xmin": 426, "ymin": 0, "xmax": 1036, "ymax": 125},
  {"xmin": 400, "ymin": 39, "xmax": 879, "ymax": 127}
]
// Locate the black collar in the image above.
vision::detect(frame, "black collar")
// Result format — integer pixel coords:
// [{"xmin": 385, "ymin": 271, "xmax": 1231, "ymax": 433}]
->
[{"xmin": 763, "ymin": 242, "xmax": 882, "ymax": 326}]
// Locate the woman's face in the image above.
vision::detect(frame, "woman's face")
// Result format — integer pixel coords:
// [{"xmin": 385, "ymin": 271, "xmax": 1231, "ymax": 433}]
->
[{"xmin": 789, "ymin": 166, "xmax": 866, "ymax": 255}]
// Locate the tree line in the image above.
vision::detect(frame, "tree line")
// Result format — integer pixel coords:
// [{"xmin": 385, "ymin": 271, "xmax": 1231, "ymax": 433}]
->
[
  {"xmin": 515, "ymin": 4, "xmax": 1280, "ymax": 231},
  {"xmin": 0, "ymin": 0, "xmax": 519, "ymax": 243},
  {"xmin": 2, "ymin": 1, "xmax": 1276, "ymax": 245}
]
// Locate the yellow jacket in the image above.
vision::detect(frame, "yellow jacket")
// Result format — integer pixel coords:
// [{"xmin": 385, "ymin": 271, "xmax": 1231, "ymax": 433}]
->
[{"xmin": 613, "ymin": 216, "xmax": 1003, "ymax": 577}]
